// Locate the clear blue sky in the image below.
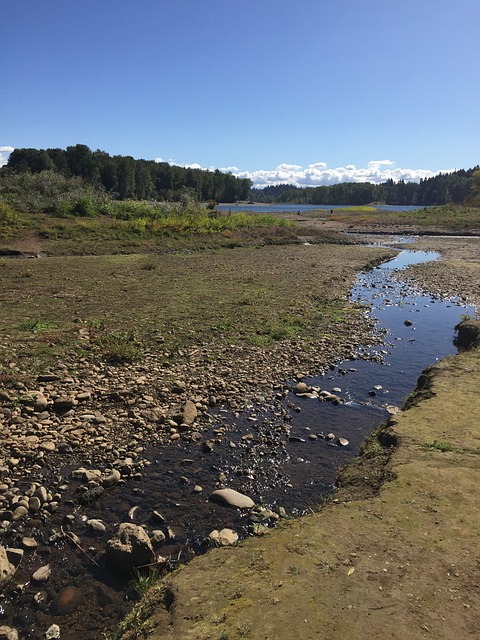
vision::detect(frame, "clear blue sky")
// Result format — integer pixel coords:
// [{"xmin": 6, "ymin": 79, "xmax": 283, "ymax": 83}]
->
[{"xmin": 1, "ymin": 0, "xmax": 479, "ymax": 186}]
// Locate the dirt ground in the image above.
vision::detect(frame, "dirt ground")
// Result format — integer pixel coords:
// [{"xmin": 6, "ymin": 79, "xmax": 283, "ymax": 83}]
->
[{"xmin": 115, "ymin": 236, "xmax": 480, "ymax": 640}]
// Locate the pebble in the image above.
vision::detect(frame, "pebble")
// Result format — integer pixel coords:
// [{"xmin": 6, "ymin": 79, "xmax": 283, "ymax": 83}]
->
[
  {"xmin": 32, "ymin": 564, "xmax": 51, "ymax": 583},
  {"xmin": 45, "ymin": 625, "xmax": 61, "ymax": 639}
]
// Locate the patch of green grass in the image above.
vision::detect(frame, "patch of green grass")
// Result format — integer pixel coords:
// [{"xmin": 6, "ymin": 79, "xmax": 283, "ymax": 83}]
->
[
  {"xmin": 15, "ymin": 319, "xmax": 57, "ymax": 332},
  {"xmin": 93, "ymin": 330, "xmax": 144, "ymax": 364},
  {"xmin": 133, "ymin": 568, "xmax": 160, "ymax": 596},
  {"xmin": 422, "ymin": 440, "xmax": 480, "ymax": 455},
  {"xmin": 335, "ymin": 205, "xmax": 378, "ymax": 213},
  {"xmin": 423, "ymin": 440, "xmax": 455, "ymax": 453}
]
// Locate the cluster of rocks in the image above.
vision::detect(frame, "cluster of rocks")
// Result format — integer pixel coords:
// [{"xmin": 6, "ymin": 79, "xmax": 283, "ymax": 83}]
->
[{"xmin": 0, "ymin": 311, "xmax": 382, "ymax": 636}]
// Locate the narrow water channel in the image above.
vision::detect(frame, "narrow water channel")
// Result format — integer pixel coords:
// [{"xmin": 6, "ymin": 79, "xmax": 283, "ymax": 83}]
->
[{"xmin": 2, "ymin": 246, "xmax": 475, "ymax": 639}]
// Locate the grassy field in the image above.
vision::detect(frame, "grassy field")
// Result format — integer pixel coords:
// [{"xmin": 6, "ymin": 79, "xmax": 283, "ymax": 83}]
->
[
  {"xmin": 0, "ymin": 242, "xmax": 393, "ymax": 384},
  {"xmin": 327, "ymin": 203, "xmax": 480, "ymax": 232}
]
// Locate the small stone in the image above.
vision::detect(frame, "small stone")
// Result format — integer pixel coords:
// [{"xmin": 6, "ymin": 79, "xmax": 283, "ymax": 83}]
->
[
  {"xmin": 12, "ymin": 506, "xmax": 28, "ymax": 521},
  {"xmin": 325, "ymin": 433, "xmax": 335, "ymax": 441},
  {"xmin": 293, "ymin": 382, "xmax": 309, "ymax": 395},
  {"xmin": 0, "ymin": 626, "xmax": 19, "ymax": 640},
  {"xmin": 404, "ymin": 319, "xmax": 412, "ymax": 326},
  {"xmin": 338, "ymin": 437, "xmax": 349, "ymax": 446},
  {"xmin": 102, "ymin": 469, "xmax": 121, "ymax": 489},
  {"xmin": 32, "ymin": 564, "xmax": 51, "ymax": 583},
  {"xmin": 209, "ymin": 528, "xmax": 238, "ymax": 546},
  {"xmin": 193, "ymin": 485, "xmax": 203, "ymax": 493},
  {"xmin": 45, "ymin": 624, "xmax": 61, "ymax": 639},
  {"xmin": 87, "ymin": 519, "xmax": 106, "ymax": 534},
  {"xmin": 181, "ymin": 400, "xmax": 197, "ymax": 426},
  {"xmin": 28, "ymin": 497, "xmax": 42, "ymax": 512},
  {"xmin": 22, "ymin": 537, "xmax": 38, "ymax": 550},
  {"xmin": 40, "ymin": 442, "xmax": 56, "ymax": 452},
  {"xmin": 35, "ymin": 486, "xmax": 49, "ymax": 504},
  {"xmin": 150, "ymin": 530, "xmax": 166, "ymax": 545}
]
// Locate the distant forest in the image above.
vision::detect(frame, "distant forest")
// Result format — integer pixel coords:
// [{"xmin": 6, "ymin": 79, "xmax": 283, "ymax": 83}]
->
[
  {"xmin": 1, "ymin": 145, "xmax": 252, "ymax": 203},
  {"xmin": 2, "ymin": 146, "xmax": 478, "ymax": 206},
  {"xmin": 251, "ymin": 167, "xmax": 478, "ymax": 206}
]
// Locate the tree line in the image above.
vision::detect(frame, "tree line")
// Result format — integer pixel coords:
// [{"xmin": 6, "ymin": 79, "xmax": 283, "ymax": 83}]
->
[
  {"xmin": 251, "ymin": 167, "xmax": 478, "ymax": 206},
  {"xmin": 2, "ymin": 144, "xmax": 252, "ymax": 203}
]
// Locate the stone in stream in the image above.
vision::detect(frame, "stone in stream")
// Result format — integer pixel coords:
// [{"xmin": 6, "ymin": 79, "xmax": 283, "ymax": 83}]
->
[
  {"xmin": 32, "ymin": 564, "xmax": 51, "ymax": 584},
  {"xmin": 0, "ymin": 546, "xmax": 23, "ymax": 589},
  {"xmin": 337, "ymin": 437, "xmax": 349, "ymax": 447},
  {"xmin": 106, "ymin": 523, "xmax": 155, "ymax": 572},
  {"xmin": 51, "ymin": 585, "xmax": 84, "ymax": 616},
  {"xmin": 210, "ymin": 488, "xmax": 254, "ymax": 509},
  {"xmin": 0, "ymin": 626, "xmax": 19, "ymax": 640},
  {"xmin": 102, "ymin": 468, "xmax": 121, "ymax": 488},
  {"xmin": 45, "ymin": 625, "xmax": 61, "ymax": 640},
  {"xmin": 209, "ymin": 528, "xmax": 239, "ymax": 546},
  {"xmin": 292, "ymin": 382, "xmax": 309, "ymax": 395}
]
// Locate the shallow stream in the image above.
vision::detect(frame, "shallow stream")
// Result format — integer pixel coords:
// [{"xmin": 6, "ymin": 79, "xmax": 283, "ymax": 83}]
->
[{"xmin": 2, "ymin": 244, "xmax": 475, "ymax": 639}]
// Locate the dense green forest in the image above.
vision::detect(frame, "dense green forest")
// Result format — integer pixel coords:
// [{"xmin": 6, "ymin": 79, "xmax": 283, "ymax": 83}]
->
[
  {"xmin": 2, "ymin": 145, "xmax": 478, "ymax": 207},
  {"xmin": 251, "ymin": 167, "xmax": 478, "ymax": 206},
  {"xmin": 1, "ymin": 144, "xmax": 252, "ymax": 203}
]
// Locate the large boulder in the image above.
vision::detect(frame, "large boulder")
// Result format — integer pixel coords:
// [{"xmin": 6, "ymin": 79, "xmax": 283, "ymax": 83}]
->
[{"xmin": 106, "ymin": 523, "xmax": 154, "ymax": 573}]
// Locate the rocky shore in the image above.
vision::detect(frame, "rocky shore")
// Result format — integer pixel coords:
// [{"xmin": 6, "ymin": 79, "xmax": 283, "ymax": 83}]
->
[{"xmin": 0, "ymin": 241, "xmax": 396, "ymax": 639}]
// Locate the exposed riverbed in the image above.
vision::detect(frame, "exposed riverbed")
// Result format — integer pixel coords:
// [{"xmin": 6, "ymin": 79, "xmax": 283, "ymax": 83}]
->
[{"xmin": 0, "ymin": 242, "xmax": 476, "ymax": 639}]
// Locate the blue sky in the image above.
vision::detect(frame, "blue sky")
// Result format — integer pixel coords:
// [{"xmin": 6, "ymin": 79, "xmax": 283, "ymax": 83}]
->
[{"xmin": 1, "ymin": 0, "xmax": 479, "ymax": 187}]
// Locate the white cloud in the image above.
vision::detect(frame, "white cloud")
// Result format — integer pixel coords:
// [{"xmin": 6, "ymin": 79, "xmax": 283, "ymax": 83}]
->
[
  {"xmin": 0, "ymin": 145, "xmax": 14, "ymax": 167},
  {"xmin": 228, "ymin": 160, "xmax": 453, "ymax": 188},
  {"xmin": 156, "ymin": 155, "xmax": 453, "ymax": 187}
]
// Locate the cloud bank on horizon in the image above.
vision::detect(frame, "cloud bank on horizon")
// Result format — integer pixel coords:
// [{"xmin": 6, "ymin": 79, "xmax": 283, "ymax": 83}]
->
[{"xmin": 157, "ymin": 158, "xmax": 452, "ymax": 188}]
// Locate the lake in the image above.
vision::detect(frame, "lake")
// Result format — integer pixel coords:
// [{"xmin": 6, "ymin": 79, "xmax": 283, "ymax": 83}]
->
[{"xmin": 216, "ymin": 203, "xmax": 426, "ymax": 213}]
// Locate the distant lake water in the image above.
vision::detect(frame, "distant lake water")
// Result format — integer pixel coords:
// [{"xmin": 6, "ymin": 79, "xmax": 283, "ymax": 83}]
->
[{"xmin": 216, "ymin": 203, "xmax": 425, "ymax": 213}]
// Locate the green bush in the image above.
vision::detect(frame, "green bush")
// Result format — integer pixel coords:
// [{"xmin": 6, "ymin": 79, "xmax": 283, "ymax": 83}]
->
[{"xmin": 0, "ymin": 202, "xmax": 20, "ymax": 238}]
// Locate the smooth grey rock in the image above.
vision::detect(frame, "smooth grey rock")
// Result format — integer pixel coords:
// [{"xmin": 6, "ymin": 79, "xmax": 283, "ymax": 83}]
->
[
  {"xmin": 293, "ymin": 382, "xmax": 309, "ymax": 395},
  {"xmin": 210, "ymin": 488, "xmax": 254, "ymax": 509},
  {"xmin": 87, "ymin": 519, "xmax": 106, "ymax": 534}
]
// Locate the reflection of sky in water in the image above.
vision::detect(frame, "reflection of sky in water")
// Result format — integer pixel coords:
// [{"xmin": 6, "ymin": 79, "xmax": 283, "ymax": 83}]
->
[{"xmin": 283, "ymin": 249, "xmax": 475, "ymax": 502}]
